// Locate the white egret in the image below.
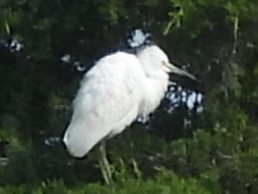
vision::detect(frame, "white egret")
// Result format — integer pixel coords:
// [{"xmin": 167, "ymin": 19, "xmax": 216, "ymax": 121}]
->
[{"xmin": 63, "ymin": 45, "xmax": 195, "ymax": 183}]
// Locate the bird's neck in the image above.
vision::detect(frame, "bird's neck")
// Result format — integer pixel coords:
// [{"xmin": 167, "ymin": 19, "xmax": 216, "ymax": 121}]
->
[{"xmin": 139, "ymin": 71, "xmax": 169, "ymax": 118}]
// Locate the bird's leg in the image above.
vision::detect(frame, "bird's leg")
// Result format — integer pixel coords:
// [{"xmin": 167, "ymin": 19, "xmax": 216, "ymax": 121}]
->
[{"xmin": 98, "ymin": 141, "xmax": 113, "ymax": 184}]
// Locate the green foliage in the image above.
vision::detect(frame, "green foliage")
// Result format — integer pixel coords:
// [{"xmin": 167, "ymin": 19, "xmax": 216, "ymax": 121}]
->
[
  {"xmin": 0, "ymin": 171, "xmax": 211, "ymax": 194},
  {"xmin": 0, "ymin": 0, "xmax": 258, "ymax": 193}
]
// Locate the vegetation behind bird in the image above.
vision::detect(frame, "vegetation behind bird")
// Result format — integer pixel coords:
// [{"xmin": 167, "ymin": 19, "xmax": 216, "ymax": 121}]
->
[{"xmin": 0, "ymin": 0, "xmax": 258, "ymax": 193}]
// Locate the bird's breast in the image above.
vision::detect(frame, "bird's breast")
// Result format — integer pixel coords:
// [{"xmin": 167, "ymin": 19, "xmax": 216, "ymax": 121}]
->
[{"xmin": 138, "ymin": 74, "xmax": 169, "ymax": 117}]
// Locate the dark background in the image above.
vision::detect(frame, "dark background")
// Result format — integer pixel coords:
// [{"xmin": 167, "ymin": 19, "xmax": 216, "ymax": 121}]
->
[{"xmin": 0, "ymin": 0, "xmax": 258, "ymax": 193}]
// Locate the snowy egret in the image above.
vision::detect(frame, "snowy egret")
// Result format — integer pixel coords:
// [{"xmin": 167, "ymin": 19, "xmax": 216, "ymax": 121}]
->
[{"xmin": 63, "ymin": 45, "xmax": 195, "ymax": 183}]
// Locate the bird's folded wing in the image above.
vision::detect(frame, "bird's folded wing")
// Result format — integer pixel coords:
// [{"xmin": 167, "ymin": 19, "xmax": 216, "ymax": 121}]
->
[{"xmin": 63, "ymin": 53, "xmax": 144, "ymax": 157}]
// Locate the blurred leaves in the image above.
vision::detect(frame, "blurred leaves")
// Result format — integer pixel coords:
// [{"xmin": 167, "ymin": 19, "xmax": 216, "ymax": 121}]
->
[{"xmin": 0, "ymin": 0, "xmax": 258, "ymax": 193}]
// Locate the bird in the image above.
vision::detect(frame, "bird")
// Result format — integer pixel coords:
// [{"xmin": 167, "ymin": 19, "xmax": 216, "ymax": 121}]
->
[{"xmin": 63, "ymin": 45, "xmax": 195, "ymax": 184}]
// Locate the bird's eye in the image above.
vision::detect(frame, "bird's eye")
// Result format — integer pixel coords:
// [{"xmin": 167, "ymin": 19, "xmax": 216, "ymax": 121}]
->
[{"xmin": 162, "ymin": 61, "xmax": 168, "ymax": 67}]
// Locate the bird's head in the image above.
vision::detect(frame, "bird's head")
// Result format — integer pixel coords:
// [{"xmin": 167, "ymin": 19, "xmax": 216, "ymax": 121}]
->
[{"xmin": 136, "ymin": 45, "xmax": 196, "ymax": 80}]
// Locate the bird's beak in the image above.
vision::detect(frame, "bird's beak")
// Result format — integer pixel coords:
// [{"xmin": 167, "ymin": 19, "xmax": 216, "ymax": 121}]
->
[{"xmin": 166, "ymin": 62, "xmax": 196, "ymax": 80}]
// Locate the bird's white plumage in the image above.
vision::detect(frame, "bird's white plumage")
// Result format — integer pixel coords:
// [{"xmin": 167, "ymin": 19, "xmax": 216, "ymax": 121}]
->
[{"xmin": 63, "ymin": 45, "xmax": 192, "ymax": 158}]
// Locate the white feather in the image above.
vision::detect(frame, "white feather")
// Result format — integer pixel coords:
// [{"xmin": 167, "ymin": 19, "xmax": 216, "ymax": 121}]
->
[
  {"xmin": 63, "ymin": 45, "xmax": 194, "ymax": 157},
  {"xmin": 63, "ymin": 52, "xmax": 144, "ymax": 157}
]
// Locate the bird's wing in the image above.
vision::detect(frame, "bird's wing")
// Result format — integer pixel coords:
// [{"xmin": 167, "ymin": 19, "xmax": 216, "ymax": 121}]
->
[{"xmin": 63, "ymin": 52, "xmax": 144, "ymax": 157}]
